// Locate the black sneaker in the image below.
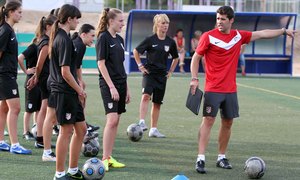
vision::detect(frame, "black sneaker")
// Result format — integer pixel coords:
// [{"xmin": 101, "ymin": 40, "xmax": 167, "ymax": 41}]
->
[
  {"xmin": 23, "ymin": 131, "xmax": 35, "ymax": 140},
  {"xmin": 195, "ymin": 160, "xmax": 206, "ymax": 174},
  {"xmin": 83, "ymin": 131, "xmax": 99, "ymax": 144},
  {"xmin": 67, "ymin": 170, "xmax": 85, "ymax": 180},
  {"xmin": 86, "ymin": 123, "xmax": 100, "ymax": 133},
  {"xmin": 53, "ymin": 125, "xmax": 60, "ymax": 136},
  {"xmin": 53, "ymin": 175, "xmax": 71, "ymax": 180},
  {"xmin": 35, "ymin": 141, "xmax": 56, "ymax": 149},
  {"xmin": 216, "ymin": 158, "xmax": 232, "ymax": 169}
]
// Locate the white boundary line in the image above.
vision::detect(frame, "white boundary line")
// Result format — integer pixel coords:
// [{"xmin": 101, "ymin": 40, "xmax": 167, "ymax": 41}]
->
[{"xmin": 237, "ymin": 83, "xmax": 300, "ymax": 100}]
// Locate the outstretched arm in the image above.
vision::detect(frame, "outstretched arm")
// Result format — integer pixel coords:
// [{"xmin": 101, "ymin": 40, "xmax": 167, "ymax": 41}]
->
[{"xmin": 251, "ymin": 28, "xmax": 296, "ymax": 42}]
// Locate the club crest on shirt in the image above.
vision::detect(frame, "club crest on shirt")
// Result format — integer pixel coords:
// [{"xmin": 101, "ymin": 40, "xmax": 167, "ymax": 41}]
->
[
  {"xmin": 12, "ymin": 89, "xmax": 17, "ymax": 95},
  {"xmin": 28, "ymin": 103, "xmax": 33, "ymax": 109},
  {"xmin": 108, "ymin": 103, "xmax": 113, "ymax": 109},
  {"xmin": 66, "ymin": 113, "xmax": 71, "ymax": 120},
  {"xmin": 164, "ymin": 45, "xmax": 169, "ymax": 52},
  {"xmin": 206, "ymin": 106, "xmax": 212, "ymax": 114}
]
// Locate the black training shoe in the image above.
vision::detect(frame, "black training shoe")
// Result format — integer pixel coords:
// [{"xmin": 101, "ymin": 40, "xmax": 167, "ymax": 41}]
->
[
  {"xmin": 53, "ymin": 125, "xmax": 60, "ymax": 136},
  {"xmin": 23, "ymin": 131, "xmax": 35, "ymax": 140},
  {"xmin": 67, "ymin": 170, "xmax": 85, "ymax": 180},
  {"xmin": 216, "ymin": 158, "xmax": 232, "ymax": 169},
  {"xmin": 83, "ymin": 131, "xmax": 99, "ymax": 144},
  {"xmin": 86, "ymin": 123, "xmax": 100, "ymax": 133},
  {"xmin": 53, "ymin": 175, "xmax": 71, "ymax": 180},
  {"xmin": 195, "ymin": 160, "xmax": 206, "ymax": 174},
  {"xmin": 35, "ymin": 141, "xmax": 56, "ymax": 149}
]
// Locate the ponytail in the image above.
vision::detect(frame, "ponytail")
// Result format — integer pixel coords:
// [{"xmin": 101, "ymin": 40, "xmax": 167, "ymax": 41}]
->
[
  {"xmin": 95, "ymin": 8, "xmax": 109, "ymax": 37},
  {"xmin": 0, "ymin": 6, "xmax": 6, "ymax": 26},
  {"xmin": 0, "ymin": 0, "xmax": 22, "ymax": 26},
  {"xmin": 35, "ymin": 16, "xmax": 46, "ymax": 40},
  {"xmin": 48, "ymin": 20, "xmax": 59, "ymax": 59}
]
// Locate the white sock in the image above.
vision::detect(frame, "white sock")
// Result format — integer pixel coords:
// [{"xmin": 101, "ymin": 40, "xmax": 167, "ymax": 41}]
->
[
  {"xmin": 150, "ymin": 127, "xmax": 157, "ymax": 132},
  {"xmin": 55, "ymin": 171, "xmax": 65, "ymax": 178},
  {"xmin": 68, "ymin": 167, "xmax": 78, "ymax": 175},
  {"xmin": 218, "ymin": 154, "xmax": 226, "ymax": 161},
  {"xmin": 11, "ymin": 143, "xmax": 20, "ymax": 147},
  {"xmin": 197, "ymin": 154, "xmax": 205, "ymax": 162},
  {"xmin": 43, "ymin": 149, "xmax": 52, "ymax": 155},
  {"xmin": 139, "ymin": 119, "xmax": 145, "ymax": 124}
]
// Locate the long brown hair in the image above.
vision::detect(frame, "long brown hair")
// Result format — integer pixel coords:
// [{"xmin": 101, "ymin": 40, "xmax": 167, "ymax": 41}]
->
[
  {"xmin": 0, "ymin": 0, "xmax": 22, "ymax": 26},
  {"xmin": 95, "ymin": 8, "xmax": 122, "ymax": 37},
  {"xmin": 48, "ymin": 4, "xmax": 81, "ymax": 58},
  {"xmin": 35, "ymin": 15, "xmax": 57, "ymax": 41}
]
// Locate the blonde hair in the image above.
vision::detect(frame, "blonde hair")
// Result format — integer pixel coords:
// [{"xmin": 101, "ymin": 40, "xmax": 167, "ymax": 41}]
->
[
  {"xmin": 95, "ymin": 8, "xmax": 122, "ymax": 37},
  {"xmin": 194, "ymin": 30, "xmax": 202, "ymax": 37},
  {"xmin": 152, "ymin": 14, "xmax": 169, "ymax": 34}
]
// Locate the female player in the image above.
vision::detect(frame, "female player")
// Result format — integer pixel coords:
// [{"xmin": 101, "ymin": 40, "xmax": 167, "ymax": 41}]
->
[
  {"xmin": 133, "ymin": 14, "xmax": 179, "ymax": 138},
  {"xmin": 95, "ymin": 8, "xmax": 130, "ymax": 171},
  {"xmin": 27, "ymin": 14, "xmax": 57, "ymax": 149},
  {"xmin": 0, "ymin": 0, "xmax": 31, "ymax": 154},
  {"xmin": 48, "ymin": 4, "xmax": 86, "ymax": 179},
  {"xmin": 173, "ymin": 29, "xmax": 186, "ymax": 73},
  {"xmin": 18, "ymin": 37, "xmax": 41, "ymax": 140}
]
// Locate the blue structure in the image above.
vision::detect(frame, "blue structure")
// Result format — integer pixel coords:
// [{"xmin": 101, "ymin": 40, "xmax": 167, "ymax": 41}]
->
[{"xmin": 125, "ymin": 10, "xmax": 297, "ymax": 75}]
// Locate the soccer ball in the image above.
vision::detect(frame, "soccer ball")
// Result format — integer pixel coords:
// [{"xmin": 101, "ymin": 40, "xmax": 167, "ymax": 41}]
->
[
  {"xmin": 126, "ymin": 123, "xmax": 143, "ymax": 142},
  {"xmin": 82, "ymin": 158, "xmax": 105, "ymax": 180},
  {"xmin": 31, "ymin": 123, "xmax": 37, "ymax": 138},
  {"xmin": 81, "ymin": 138, "xmax": 100, "ymax": 157},
  {"xmin": 244, "ymin": 157, "xmax": 266, "ymax": 179}
]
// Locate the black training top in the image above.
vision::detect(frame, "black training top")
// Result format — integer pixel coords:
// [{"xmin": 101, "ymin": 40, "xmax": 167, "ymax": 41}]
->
[
  {"xmin": 72, "ymin": 35, "xmax": 86, "ymax": 69},
  {"xmin": 37, "ymin": 35, "xmax": 50, "ymax": 78},
  {"xmin": 96, "ymin": 30, "xmax": 127, "ymax": 85},
  {"xmin": 135, "ymin": 34, "xmax": 178, "ymax": 75},
  {"xmin": 0, "ymin": 22, "xmax": 18, "ymax": 78},
  {"xmin": 49, "ymin": 28, "xmax": 77, "ymax": 94},
  {"xmin": 22, "ymin": 43, "xmax": 38, "ymax": 69}
]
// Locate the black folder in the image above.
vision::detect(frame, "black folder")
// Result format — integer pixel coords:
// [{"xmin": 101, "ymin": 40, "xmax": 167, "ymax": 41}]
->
[{"xmin": 186, "ymin": 87, "xmax": 203, "ymax": 115}]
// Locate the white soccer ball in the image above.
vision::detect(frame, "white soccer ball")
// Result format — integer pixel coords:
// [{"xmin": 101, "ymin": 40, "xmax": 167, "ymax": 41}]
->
[
  {"xmin": 31, "ymin": 123, "xmax": 37, "ymax": 138},
  {"xmin": 82, "ymin": 158, "xmax": 105, "ymax": 180},
  {"xmin": 126, "ymin": 123, "xmax": 143, "ymax": 142},
  {"xmin": 244, "ymin": 157, "xmax": 266, "ymax": 179}
]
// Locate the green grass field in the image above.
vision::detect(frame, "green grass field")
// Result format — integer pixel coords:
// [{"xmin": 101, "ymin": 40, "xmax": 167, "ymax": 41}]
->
[{"xmin": 0, "ymin": 74, "xmax": 300, "ymax": 180}]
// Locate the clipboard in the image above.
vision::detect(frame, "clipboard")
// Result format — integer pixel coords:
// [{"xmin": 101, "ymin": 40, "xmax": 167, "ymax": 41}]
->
[{"xmin": 186, "ymin": 87, "xmax": 203, "ymax": 115}]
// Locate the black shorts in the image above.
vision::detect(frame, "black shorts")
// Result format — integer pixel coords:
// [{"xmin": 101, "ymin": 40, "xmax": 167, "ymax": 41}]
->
[
  {"xmin": 142, "ymin": 74, "xmax": 167, "ymax": 104},
  {"xmin": 203, "ymin": 92, "xmax": 239, "ymax": 119},
  {"xmin": 100, "ymin": 82, "xmax": 126, "ymax": 115},
  {"xmin": 25, "ymin": 75, "xmax": 41, "ymax": 112},
  {"xmin": 0, "ymin": 76, "xmax": 19, "ymax": 100},
  {"xmin": 38, "ymin": 75, "xmax": 49, "ymax": 100},
  {"xmin": 50, "ymin": 92, "xmax": 85, "ymax": 125}
]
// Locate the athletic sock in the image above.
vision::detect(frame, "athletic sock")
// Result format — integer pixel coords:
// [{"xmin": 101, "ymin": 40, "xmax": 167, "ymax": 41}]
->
[
  {"xmin": 139, "ymin": 119, "xmax": 145, "ymax": 124},
  {"xmin": 36, "ymin": 136, "xmax": 43, "ymax": 143},
  {"xmin": 11, "ymin": 143, "xmax": 20, "ymax": 148},
  {"xmin": 43, "ymin": 149, "xmax": 52, "ymax": 156},
  {"xmin": 55, "ymin": 171, "xmax": 65, "ymax": 178},
  {"xmin": 197, "ymin": 154, "xmax": 205, "ymax": 162},
  {"xmin": 218, "ymin": 154, "xmax": 226, "ymax": 161},
  {"xmin": 68, "ymin": 167, "xmax": 78, "ymax": 175}
]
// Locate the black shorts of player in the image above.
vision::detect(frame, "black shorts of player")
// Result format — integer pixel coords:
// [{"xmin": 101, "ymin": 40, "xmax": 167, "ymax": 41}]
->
[
  {"xmin": 203, "ymin": 92, "xmax": 239, "ymax": 119},
  {"xmin": 50, "ymin": 92, "xmax": 85, "ymax": 125},
  {"xmin": 142, "ymin": 74, "xmax": 167, "ymax": 104},
  {"xmin": 100, "ymin": 82, "xmax": 127, "ymax": 115},
  {"xmin": 38, "ymin": 75, "xmax": 50, "ymax": 100},
  {"xmin": 24, "ymin": 75, "xmax": 41, "ymax": 112},
  {"xmin": 0, "ymin": 76, "xmax": 20, "ymax": 100}
]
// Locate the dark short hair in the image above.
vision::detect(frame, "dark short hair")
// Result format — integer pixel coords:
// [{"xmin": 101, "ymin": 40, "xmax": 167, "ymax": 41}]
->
[{"xmin": 217, "ymin": 6, "xmax": 235, "ymax": 20}]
